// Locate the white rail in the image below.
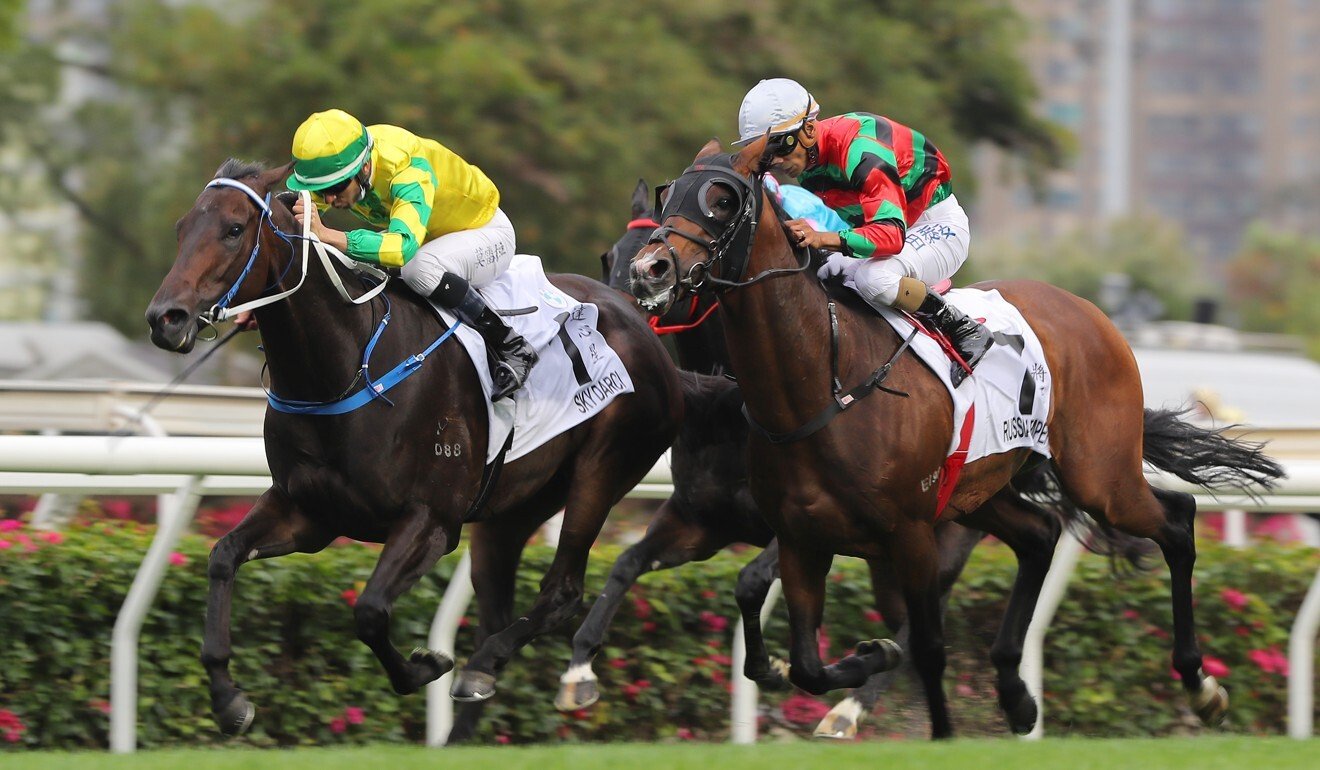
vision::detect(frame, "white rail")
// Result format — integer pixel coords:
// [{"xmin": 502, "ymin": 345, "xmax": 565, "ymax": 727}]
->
[{"xmin": 0, "ymin": 435, "xmax": 1317, "ymax": 746}]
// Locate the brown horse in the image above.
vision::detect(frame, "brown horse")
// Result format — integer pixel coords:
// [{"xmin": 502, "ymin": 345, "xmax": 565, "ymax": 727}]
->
[
  {"xmin": 556, "ymin": 179, "xmax": 985, "ymax": 741},
  {"xmin": 146, "ymin": 160, "xmax": 683, "ymax": 735},
  {"xmin": 630, "ymin": 140, "xmax": 1283, "ymax": 738}
]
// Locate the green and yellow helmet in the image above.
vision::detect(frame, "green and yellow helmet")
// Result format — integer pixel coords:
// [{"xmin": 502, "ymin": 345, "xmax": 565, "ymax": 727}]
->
[{"xmin": 287, "ymin": 109, "xmax": 374, "ymax": 192}]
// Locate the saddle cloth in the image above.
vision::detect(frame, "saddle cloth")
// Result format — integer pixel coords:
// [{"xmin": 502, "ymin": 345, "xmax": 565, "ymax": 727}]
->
[
  {"xmin": 429, "ymin": 254, "xmax": 635, "ymax": 463},
  {"xmin": 877, "ymin": 286, "xmax": 1053, "ymax": 470}
]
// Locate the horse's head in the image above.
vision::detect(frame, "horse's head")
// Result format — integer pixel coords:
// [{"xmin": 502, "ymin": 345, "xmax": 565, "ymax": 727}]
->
[
  {"xmin": 630, "ymin": 137, "xmax": 784, "ymax": 315},
  {"xmin": 146, "ymin": 160, "xmax": 295, "ymax": 352},
  {"xmin": 601, "ymin": 178, "xmax": 661, "ymax": 291}
]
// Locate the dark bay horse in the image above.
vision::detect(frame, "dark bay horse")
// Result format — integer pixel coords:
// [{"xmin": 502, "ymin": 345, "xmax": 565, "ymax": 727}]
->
[
  {"xmin": 629, "ymin": 140, "xmax": 1284, "ymax": 738},
  {"xmin": 146, "ymin": 160, "xmax": 683, "ymax": 735},
  {"xmin": 556, "ymin": 179, "xmax": 985, "ymax": 740}
]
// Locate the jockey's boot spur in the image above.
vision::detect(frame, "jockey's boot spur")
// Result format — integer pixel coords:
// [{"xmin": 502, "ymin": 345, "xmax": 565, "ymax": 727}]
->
[
  {"xmin": 912, "ymin": 288, "xmax": 993, "ymax": 387},
  {"xmin": 431, "ymin": 273, "xmax": 539, "ymax": 401}
]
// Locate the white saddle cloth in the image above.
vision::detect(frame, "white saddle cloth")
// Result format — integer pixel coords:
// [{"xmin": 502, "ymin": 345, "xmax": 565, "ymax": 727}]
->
[
  {"xmin": 430, "ymin": 254, "xmax": 634, "ymax": 463},
  {"xmin": 877, "ymin": 287, "xmax": 1053, "ymax": 464}
]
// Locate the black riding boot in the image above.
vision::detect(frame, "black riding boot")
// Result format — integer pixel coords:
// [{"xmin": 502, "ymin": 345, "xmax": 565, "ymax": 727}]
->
[
  {"xmin": 913, "ymin": 291, "xmax": 994, "ymax": 387},
  {"xmin": 431, "ymin": 273, "xmax": 538, "ymax": 402}
]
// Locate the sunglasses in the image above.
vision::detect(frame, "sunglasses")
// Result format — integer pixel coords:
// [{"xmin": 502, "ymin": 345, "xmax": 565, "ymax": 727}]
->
[
  {"xmin": 318, "ymin": 177, "xmax": 353, "ymax": 197},
  {"xmin": 769, "ymin": 131, "xmax": 800, "ymax": 157}
]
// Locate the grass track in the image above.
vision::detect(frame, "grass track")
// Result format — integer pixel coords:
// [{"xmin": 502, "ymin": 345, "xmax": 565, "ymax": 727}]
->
[{"xmin": 4, "ymin": 738, "xmax": 1316, "ymax": 770}]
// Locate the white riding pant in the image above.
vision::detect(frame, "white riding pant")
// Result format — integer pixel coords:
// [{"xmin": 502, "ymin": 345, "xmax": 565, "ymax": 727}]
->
[
  {"xmin": 848, "ymin": 195, "xmax": 970, "ymax": 308},
  {"xmin": 401, "ymin": 207, "xmax": 516, "ymax": 295}
]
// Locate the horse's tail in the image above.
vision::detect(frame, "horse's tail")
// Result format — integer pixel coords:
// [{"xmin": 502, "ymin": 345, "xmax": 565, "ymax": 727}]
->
[
  {"xmin": 1140, "ymin": 408, "xmax": 1285, "ymax": 494},
  {"xmin": 1018, "ymin": 408, "xmax": 1286, "ymax": 573}
]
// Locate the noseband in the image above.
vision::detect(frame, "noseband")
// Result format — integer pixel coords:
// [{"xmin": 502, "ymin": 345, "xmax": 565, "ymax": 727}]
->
[{"xmin": 646, "ymin": 154, "xmax": 811, "ymax": 298}]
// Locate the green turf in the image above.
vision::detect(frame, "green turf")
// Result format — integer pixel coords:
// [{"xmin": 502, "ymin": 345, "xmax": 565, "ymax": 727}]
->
[{"xmin": 3, "ymin": 738, "xmax": 1316, "ymax": 770}]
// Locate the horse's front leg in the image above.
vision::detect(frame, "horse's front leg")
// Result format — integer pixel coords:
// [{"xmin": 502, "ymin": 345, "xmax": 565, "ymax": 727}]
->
[
  {"xmin": 779, "ymin": 541, "xmax": 902, "ymax": 696},
  {"xmin": 202, "ymin": 488, "xmax": 334, "ymax": 735},
  {"xmin": 355, "ymin": 505, "xmax": 455, "ymax": 695},
  {"xmin": 734, "ymin": 539, "xmax": 790, "ymax": 689}
]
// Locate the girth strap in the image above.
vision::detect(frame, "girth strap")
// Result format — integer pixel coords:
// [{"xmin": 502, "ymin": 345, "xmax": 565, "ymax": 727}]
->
[{"xmin": 462, "ymin": 428, "xmax": 515, "ymax": 523}]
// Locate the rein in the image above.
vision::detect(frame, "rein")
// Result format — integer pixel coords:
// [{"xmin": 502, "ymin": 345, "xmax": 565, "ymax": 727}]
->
[{"xmin": 202, "ymin": 178, "xmax": 458, "ymax": 415}]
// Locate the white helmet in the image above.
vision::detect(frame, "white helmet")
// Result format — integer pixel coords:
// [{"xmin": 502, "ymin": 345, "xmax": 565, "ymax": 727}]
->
[{"xmin": 734, "ymin": 78, "xmax": 820, "ymax": 147}]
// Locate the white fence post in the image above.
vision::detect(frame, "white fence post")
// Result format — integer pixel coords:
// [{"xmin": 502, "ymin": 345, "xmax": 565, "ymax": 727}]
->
[
  {"xmin": 426, "ymin": 550, "xmax": 475, "ymax": 747},
  {"xmin": 110, "ymin": 475, "xmax": 202, "ymax": 753},
  {"xmin": 730, "ymin": 578, "xmax": 782, "ymax": 744},
  {"xmin": 1288, "ymin": 566, "xmax": 1320, "ymax": 739},
  {"xmin": 1020, "ymin": 531, "xmax": 1085, "ymax": 741}
]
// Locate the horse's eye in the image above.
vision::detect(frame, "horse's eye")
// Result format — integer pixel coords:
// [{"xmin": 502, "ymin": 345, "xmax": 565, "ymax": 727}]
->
[{"xmin": 225, "ymin": 224, "xmax": 244, "ymax": 239}]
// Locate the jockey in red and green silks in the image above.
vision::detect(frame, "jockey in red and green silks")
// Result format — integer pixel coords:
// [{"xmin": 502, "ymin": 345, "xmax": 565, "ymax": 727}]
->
[
  {"xmin": 283, "ymin": 109, "xmax": 536, "ymax": 401},
  {"xmin": 734, "ymin": 78, "xmax": 993, "ymax": 385}
]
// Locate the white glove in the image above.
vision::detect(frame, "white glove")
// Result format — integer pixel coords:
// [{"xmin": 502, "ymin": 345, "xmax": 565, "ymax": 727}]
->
[{"xmin": 816, "ymin": 252, "xmax": 861, "ymax": 282}]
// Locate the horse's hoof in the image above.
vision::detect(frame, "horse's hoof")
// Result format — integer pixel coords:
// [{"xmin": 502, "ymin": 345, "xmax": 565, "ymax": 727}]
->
[
  {"xmin": 451, "ymin": 669, "xmax": 497, "ymax": 702},
  {"xmin": 1192, "ymin": 675, "xmax": 1229, "ymax": 726},
  {"xmin": 555, "ymin": 664, "xmax": 600, "ymax": 712},
  {"xmin": 410, "ymin": 647, "xmax": 454, "ymax": 683},
  {"xmin": 1002, "ymin": 691, "xmax": 1038, "ymax": 735},
  {"xmin": 857, "ymin": 638, "xmax": 903, "ymax": 672},
  {"xmin": 813, "ymin": 697, "xmax": 862, "ymax": 740},
  {"xmin": 214, "ymin": 692, "xmax": 255, "ymax": 737}
]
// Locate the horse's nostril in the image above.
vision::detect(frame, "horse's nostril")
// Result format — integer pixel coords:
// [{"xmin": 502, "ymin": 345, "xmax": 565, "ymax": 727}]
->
[
  {"xmin": 647, "ymin": 260, "xmax": 670, "ymax": 280},
  {"xmin": 161, "ymin": 308, "xmax": 188, "ymax": 328}
]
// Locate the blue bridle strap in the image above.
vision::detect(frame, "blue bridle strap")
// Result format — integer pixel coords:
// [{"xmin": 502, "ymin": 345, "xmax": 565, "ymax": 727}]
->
[{"xmin": 267, "ymin": 315, "xmax": 461, "ymax": 415}]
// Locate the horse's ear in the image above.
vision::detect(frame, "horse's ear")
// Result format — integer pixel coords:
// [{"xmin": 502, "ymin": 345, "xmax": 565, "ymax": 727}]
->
[
  {"xmin": 732, "ymin": 134, "xmax": 771, "ymax": 175},
  {"xmin": 631, "ymin": 178, "xmax": 649, "ymax": 218},
  {"xmin": 695, "ymin": 137, "xmax": 723, "ymax": 161},
  {"xmin": 261, "ymin": 161, "xmax": 295, "ymax": 192}
]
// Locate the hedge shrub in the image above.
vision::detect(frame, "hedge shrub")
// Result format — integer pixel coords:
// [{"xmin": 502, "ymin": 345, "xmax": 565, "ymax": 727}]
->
[{"xmin": 0, "ymin": 517, "xmax": 1316, "ymax": 748}]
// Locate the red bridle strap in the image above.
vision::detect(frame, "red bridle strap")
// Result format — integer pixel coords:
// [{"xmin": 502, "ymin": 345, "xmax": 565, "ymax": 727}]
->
[
  {"xmin": 647, "ymin": 297, "xmax": 721, "ymax": 335},
  {"xmin": 627, "ymin": 218, "xmax": 662, "ymax": 230}
]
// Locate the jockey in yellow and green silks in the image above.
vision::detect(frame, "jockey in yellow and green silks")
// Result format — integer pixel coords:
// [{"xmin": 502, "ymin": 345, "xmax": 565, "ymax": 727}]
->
[{"xmin": 283, "ymin": 109, "xmax": 536, "ymax": 401}]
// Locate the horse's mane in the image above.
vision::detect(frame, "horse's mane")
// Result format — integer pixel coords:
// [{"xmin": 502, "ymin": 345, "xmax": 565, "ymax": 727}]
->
[{"xmin": 214, "ymin": 158, "xmax": 268, "ymax": 180}]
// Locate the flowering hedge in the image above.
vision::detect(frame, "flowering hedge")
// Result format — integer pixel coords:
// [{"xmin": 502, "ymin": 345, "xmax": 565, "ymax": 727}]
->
[{"xmin": 0, "ymin": 516, "xmax": 1316, "ymax": 749}]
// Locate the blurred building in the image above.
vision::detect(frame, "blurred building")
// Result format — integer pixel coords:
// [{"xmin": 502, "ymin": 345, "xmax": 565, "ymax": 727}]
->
[{"xmin": 972, "ymin": 0, "xmax": 1320, "ymax": 284}]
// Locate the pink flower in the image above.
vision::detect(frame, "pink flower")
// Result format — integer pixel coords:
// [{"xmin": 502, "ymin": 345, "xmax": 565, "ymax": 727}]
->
[
  {"xmin": 700, "ymin": 589, "xmax": 718, "ymax": 600},
  {"xmin": 40, "ymin": 531, "xmax": 64, "ymax": 545},
  {"xmin": 1203, "ymin": 656, "xmax": 1230, "ymax": 678},
  {"xmin": 1122, "ymin": 609, "xmax": 1140, "ymax": 621},
  {"xmin": 168, "ymin": 552, "xmax": 188, "ymax": 566},
  {"xmin": 709, "ymin": 653, "xmax": 732, "ymax": 667},
  {"xmin": 344, "ymin": 706, "xmax": 364, "ymax": 725},
  {"xmin": 632, "ymin": 597, "xmax": 653, "ymax": 620},
  {"xmin": 955, "ymin": 683, "xmax": 975, "ymax": 697},
  {"xmin": 864, "ymin": 609, "xmax": 883, "ymax": 623},
  {"xmin": 341, "ymin": 588, "xmax": 358, "ymax": 607},
  {"xmin": 3, "ymin": 730, "xmax": 19, "ymax": 743},
  {"xmin": 1235, "ymin": 625, "xmax": 1251, "ymax": 637},
  {"xmin": 1220, "ymin": 588, "xmax": 1248, "ymax": 611},
  {"xmin": 0, "ymin": 539, "xmax": 11, "ymax": 551},
  {"xmin": 699, "ymin": 611, "xmax": 728, "ymax": 633},
  {"xmin": 641, "ymin": 621, "xmax": 657, "ymax": 633},
  {"xmin": 780, "ymin": 693, "xmax": 830, "ymax": 725},
  {"xmin": 623, "ymin": 683, "xmax": 641, "ymax": 701},
  {"xmin": 675, "ymin": 727, "xmax": 695, "ymax": 740},
  {"xmin": 90, "ymin": 700, "xmax": 111, "ymax": 715},
  {"xmin": 1248, "ymin": 646, "xmax": 1289, "ymax": 676},
  {"xmin": 495, "ymin": 734, "xmax": 511, "ymax": 744},
  {"xmin": 607, "ymin": 658, "xmax": 628, "ymax": 669},
  {"xmin": 0, "ymin": 519, "xmax": 21, "ymax": 532},
  {"xmin": 329, "ymin": 717, "xmax": 347, "ymax": 734}
]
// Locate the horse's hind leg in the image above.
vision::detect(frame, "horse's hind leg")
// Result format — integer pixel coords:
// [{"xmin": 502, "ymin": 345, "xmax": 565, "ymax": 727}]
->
[
  {"xmin": 779, "ymin": 541, "xmax": 902, "ymax": 697},
  {"xmin": 355, "ymin": 505, "xmax": 455, "ymax": 696},
  {"xmin": 1052, "ymin": 449, "xmax": 1227, "ymax": 724},
  {"xmin": 201, "ymin": 488, "xmax": 334, "ymax": 735},
  {"xmin": 959, "ymin": 491, "xmax": 1061, "ymax": 735},
  {"xmin": 816, "ymin": 522, "xmax": 982, "ymax": 740},
  {"xmin": 556, "ymin": 500, "xmax": 727, "ymax": 712}
]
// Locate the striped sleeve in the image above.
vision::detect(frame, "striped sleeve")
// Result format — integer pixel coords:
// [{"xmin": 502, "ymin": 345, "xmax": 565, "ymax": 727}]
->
[
  {"xmin": 345, "ymin": 158, "xmax": 438, "ymax": 268},
  {"xmin": 837, "ymin": 136, "xmax": 907, "ymax": 259}
]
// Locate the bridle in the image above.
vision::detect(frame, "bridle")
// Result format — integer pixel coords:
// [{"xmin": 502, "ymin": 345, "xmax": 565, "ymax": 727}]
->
[
  {"xmin": 198, "ymin": 178, "xmax": 387, "ymax": 326},
  {"xmin": 642, "ymin": 152, "xmax": 812, "ymax": 310}
]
